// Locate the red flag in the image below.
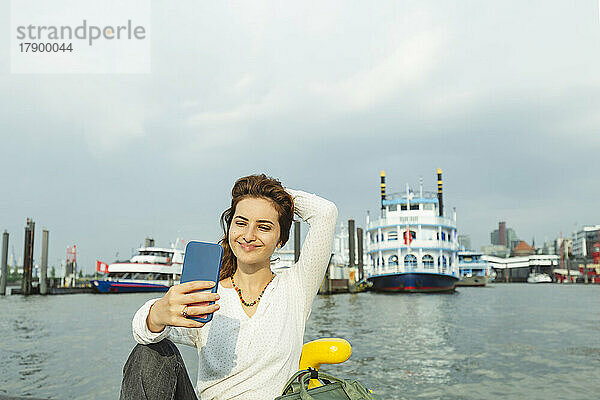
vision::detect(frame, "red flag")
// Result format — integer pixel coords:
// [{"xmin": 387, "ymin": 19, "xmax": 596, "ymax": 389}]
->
[
  {"xmin": 404, "ymin": 230, "xmax": 413, "ymax": 245},
  {"xmin": 96, "ymin": 260, "xmax": 109, "ymax": 273}
]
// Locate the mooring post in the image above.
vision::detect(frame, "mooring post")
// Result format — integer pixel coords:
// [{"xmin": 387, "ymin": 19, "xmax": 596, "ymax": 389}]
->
[
  {"xmin": 22, "ymin": 218, "xmax": 35, "ymax": 296},
  {"xmin": 357, "ymin": 227, "xmax": 364, "ymax": 281},
  {"xmin": 40, "ymin": 229, "xmax": 49, "ymax": 295},
  {"xmin": 348, "ymin": 219, "xmax": 355, "ymax": 272},
  {"xmin": 1, "ymin": 231, "xmax": 8, "ymax": 295},
  {"xmin": 294, "ymin": 221, "xmax": 300, "ymax": 263}
]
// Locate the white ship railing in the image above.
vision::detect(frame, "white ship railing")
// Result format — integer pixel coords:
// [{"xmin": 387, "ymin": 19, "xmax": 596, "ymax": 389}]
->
[
  {"xmin": 367, "ymin": 215, "xmax": 456, "ymax": 231},
  {"xmin": 367, "ymin": 240, "xmax": 457, "ymax": 252}
]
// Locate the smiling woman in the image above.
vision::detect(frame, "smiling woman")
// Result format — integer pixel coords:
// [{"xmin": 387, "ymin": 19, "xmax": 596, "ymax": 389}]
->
[{"xmin": 120, "ymin": 173, "xmax": 338, "ymax": 400}]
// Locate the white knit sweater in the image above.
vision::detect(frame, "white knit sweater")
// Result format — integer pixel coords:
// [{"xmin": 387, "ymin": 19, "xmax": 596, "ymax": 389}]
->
[{"xmin": 131, "ymin": 188, "xmax": 338, "ymax": 400}]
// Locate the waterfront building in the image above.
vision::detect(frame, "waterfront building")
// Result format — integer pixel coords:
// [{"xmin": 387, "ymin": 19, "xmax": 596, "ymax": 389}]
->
[
  {"xmin": 484, "ymin": 254, "xmax": 559, "ymax": 282},
  {"xmin": 572, "ymin": 225, "xmax": 600, "ymax": 258},
  {"xmin": 511, "ymin": 241, "xmax": 536, "ymax": 257}
]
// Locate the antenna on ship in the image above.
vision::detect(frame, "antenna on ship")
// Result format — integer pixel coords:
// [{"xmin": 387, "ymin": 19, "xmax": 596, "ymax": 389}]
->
[
  {"xmin": 380, "ymin": 170, "xmax": 386, "ymax": 218},
  {"xmin": 437, "ymin": 168, "xmax": 444, "ymax": 217},
  {"xmin": 419, "ymin": 176, "xmax": 423, "ymax": 198}
]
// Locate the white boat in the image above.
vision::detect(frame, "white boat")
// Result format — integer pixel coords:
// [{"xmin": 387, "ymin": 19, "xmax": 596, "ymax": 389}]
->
[
  {"xmin": 526, "ymin": 272, "xmax": 552, "ymax": 283},
  {"xmin": 456, "ymin": 251, "xmax": 491, "ymax": 286},
  {"xmin": 92, "ymin": 238, "xmax": 184, "ymax": 293}
]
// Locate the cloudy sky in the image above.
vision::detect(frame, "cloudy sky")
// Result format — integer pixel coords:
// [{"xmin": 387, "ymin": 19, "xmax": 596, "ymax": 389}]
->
[{"xmin": 1, "ymin": 1, "xmax": 599, "ymax": 273}]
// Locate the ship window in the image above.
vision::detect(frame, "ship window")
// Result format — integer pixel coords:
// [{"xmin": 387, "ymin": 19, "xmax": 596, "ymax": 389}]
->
[
  {"xmin": 437, "ymin": 232, "xmax": 440, "ymax": 240},
  {"xmin": 441, "ymin": 232, "xmax": 446, "ymax": 241},
  {"xmin": 400, "ymin": 205, "xmax": 407, "ymax": 210},
  {"xmin": 438, "ymin": 255, "xmax": 447, "ymax": 267},
  {"xmin": 404, "ymin": 254, "xmax": 417, "ymax": 267},
  {"xmin": 410, "ymin": 204, "xmax": 419, "ymax": 210},
  {"xmin": 388, "ymin": 231, "xmax": 398, "ymax": 241},
  {"xmin": 388, "ymin": 204, "xmax": 397, "ymax": 211},
  {"xmin": 423, "ymin": 254, "xmax": 434, "ymax": 268},
  {"xmin": 388, "ymin": 255, "xmax": 398, "ymax": 266},
  {"xmin": 424, "ymin": 204, "xmax": 434, "ymax": 210}
]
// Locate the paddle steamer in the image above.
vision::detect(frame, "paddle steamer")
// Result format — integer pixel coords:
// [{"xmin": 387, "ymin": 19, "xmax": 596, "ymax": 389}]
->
[{"xmin": 365, "ymin": 169, "xmax": 459, "ymax": 292}]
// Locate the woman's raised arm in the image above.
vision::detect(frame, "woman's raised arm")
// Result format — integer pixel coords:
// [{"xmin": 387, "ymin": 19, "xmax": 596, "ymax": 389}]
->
[{"xmin": 284, "ymin": 188, "xmax": 338, "ymax": 320}]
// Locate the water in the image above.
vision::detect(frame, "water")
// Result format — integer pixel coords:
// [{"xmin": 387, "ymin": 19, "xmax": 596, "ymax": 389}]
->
[{"xmin": 1, "ymin": 284, "xmax": 598, "ymax": 399}]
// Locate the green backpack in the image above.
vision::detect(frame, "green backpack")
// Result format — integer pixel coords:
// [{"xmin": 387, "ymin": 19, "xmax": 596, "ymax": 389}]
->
[{"xmin": 276, "ymin": 368, "xmax": 381, "ymax": 400}]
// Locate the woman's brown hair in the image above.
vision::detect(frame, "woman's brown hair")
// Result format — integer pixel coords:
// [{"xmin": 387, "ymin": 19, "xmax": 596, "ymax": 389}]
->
[{"xmin": 218, "ymin": 174, "xmax": 294, "ymax": 281}]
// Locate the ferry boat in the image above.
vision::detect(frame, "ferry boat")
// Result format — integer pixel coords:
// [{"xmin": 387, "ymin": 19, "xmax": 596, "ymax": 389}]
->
[
  {"xmin": 456, "ymin": 251, "xmax": 491, "ymax": 287},
  {"xmin": 365, "ymin": 169, "xmax": 459, "ymax": 293},
  {"xmin": 526, "ymin": 272, "xmax": 552, "ymax": 283},
  {"xmin": 92, "ymin": 238, "xmax": 184, "ymax": 293}
]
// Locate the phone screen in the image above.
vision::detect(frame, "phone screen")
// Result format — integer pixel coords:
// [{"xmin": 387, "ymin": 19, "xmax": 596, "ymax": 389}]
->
[{"xmin": 179, "ymin": 241, "xmax": 223, "ymax": 323}]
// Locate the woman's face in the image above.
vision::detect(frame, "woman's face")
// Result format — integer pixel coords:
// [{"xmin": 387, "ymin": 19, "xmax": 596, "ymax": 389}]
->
[{"xmin": 228, "ymin": 196, "xmax": 281, "ymax": 266}]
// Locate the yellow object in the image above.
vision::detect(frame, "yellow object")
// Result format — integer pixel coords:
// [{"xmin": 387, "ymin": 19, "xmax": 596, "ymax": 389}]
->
[{"xmin": 299, "ymin": 338, "xmax": 351, "ymax": 389}]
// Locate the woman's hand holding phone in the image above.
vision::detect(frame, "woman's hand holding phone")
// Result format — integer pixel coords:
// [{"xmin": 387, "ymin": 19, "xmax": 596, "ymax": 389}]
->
[{"xmin": 146, "ymin": 280, "xmax": 220, "ymax": 332}]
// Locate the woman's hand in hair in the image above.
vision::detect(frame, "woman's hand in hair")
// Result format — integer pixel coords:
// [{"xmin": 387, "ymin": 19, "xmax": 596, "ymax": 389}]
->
[{"xmin": 146, "ymin": 281, "xmax": 220, "ymax": 332}]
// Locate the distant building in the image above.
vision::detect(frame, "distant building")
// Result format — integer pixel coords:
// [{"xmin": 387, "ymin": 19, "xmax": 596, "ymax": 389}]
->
[
  {"xmin": 507, "ymin": 229, "xmax": 519, "ymax": 250},
  {"xmin": 458, "ymin": 234, "xmax": 471, "ymax": 250},
  {"xmin": 490, "ymin": 221, "xmax": 519, "ymax": 250},
  {"xmin": 481, "ymin": 244, "xmax": 510, "ymax": 257},
  {"xmin": 572, "ymin": 225, "xmax": 600, "ymax": 258},
  {"xmin": 511, "ymin": 241, "xmax": 536, "ymax": 257},
  {"xmin": 542, "ymin": 240, "xmax": 556, "ymax": 255},
  {"xmin": 555, "ymin": 237, "xmax": 573, "ymax": 258}
]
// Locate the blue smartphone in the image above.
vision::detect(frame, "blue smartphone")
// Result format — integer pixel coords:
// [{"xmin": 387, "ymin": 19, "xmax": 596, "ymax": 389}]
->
[{"xmin": 179, "ymin": 241, "xmax": 223, "ymax": 323}]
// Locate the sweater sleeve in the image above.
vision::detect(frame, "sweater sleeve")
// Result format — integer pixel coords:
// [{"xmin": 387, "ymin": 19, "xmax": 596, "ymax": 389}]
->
[
  {"xmin": 131, "ymin": 298, "xmax": 200, "ymax": 348},
  {"xmin": 284, "ymin": 188, "xmax": 338, "ymax": 320}
]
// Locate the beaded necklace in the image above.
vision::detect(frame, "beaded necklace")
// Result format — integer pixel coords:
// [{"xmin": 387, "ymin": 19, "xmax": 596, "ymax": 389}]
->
[{"xmin": 231, "ymin": 273, "xmax": 275, "ymax": 307}]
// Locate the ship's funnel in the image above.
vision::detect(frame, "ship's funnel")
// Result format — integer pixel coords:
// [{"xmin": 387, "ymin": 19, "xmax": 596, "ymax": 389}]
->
[
  {"xmin": 437, "ymin": 168, "xmax": 443, "ymax": 217},
  {"xmin": 380, "ymin": 170, "xmax": 386, "ymax": 211}
]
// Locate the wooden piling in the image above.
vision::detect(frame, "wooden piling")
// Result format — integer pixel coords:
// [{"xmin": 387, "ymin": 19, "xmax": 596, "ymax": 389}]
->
[
  {"xmin": 1, "ymin": 231, "xmax": 8, "ymax": 295},
  {"xmin": 348, "ymin": 220, "xmax": 355, "ymax": 272},
  {"xmin": 40, "ymin": 229, "xmax": 49, "ymax": 295},
  {"xmin": 22, "ymin": 218, "xmax": 35, "ymax": 296},
  {"xmin": 357, "ymin": 227, "xmax": 364, "ymax": 281}
]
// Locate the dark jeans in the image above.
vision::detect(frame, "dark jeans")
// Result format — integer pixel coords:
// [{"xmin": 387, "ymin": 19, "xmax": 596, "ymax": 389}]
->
[{"xmin": 120, "ymin": 339, "xmax": 198, "ymax": 400}]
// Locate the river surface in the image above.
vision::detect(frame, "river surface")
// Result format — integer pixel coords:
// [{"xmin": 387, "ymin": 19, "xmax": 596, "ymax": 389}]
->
[{"xmin": 1, "ymin": 284, "xmax": 598, "ymax": 399}]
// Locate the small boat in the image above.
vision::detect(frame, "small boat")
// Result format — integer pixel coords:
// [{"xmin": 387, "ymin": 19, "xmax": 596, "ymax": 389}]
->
[
  {"xmin": 527, "ymin": 272, "xmax": 552, "ymax": 283},
  {"xmin": 456, "ymin": 251, "xmax": 491, "ymax": 287},
  {"xmin": 92, "ymin": 238, "xmax": 184, "ymax": 293}
]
